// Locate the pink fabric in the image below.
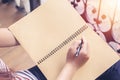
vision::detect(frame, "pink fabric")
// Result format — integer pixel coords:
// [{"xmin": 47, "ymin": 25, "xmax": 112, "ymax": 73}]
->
[{"xmin": 68, "ymin": 0, "xmax": 120, "ymax": 53}]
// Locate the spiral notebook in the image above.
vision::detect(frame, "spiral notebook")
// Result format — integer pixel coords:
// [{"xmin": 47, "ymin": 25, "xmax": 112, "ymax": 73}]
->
[{"xmin": 8, "ymin": 0, "xmax": 119, "ymax": 80}]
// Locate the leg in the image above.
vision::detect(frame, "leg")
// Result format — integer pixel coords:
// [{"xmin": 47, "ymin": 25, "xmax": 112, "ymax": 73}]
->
[
  {"xmin": 96, "ymin": 60, "xmax": 120, "ymax": 80},
  {"xmin": 28, "ymin": 66, "xmax": 47, "ymax": 80}
]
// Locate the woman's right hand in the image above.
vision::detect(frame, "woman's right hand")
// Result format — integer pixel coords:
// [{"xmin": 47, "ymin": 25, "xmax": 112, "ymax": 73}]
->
[{"xmin": 66, "ymin": 36, "xmax": 89, "ymax": 70}]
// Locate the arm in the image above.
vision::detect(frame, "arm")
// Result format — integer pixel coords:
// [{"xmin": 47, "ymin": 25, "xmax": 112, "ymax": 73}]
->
[
  {"xmin": 57, "ymin": 37, "xmax": 89, "ymax": 80},
  {"xmin": 0, "ymin": 28, "xmax": 19, "ymax": 47}
]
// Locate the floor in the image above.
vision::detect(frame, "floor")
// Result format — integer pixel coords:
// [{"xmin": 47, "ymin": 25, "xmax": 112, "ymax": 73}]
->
[{"xmin": 0, "ymin": 2, "xmax": 35, "ymax": 71}]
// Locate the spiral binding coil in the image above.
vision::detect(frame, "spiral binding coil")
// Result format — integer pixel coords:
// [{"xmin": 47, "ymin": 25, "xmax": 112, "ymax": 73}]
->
[{"xmin": 37, "ymin": 24, "xmax": 88, "ymax": 64}]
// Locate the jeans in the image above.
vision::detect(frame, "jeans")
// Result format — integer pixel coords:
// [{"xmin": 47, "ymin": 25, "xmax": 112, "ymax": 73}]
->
[
  {"xmin": 28, "ymin": 66, "xmax": 47, "ymax": 80},
  {"xmin": 96, "ymin": 60, "xmax": 120, "ymax": 80}
]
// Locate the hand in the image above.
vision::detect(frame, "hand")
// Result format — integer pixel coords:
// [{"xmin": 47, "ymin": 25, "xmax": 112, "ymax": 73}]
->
[
  {"xmin": 66, "ymin": 36, "xmax": 89, "ymax": 70},
  {"xmin": 57, "ymin": 37, "xmax": 89, "ymax": 80}
]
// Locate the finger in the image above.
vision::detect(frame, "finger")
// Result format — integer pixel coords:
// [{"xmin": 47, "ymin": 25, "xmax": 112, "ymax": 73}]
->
[
  {"xmin": 69, "ymin": 40, "xmax": 82, "ymax": 56},
  {"xmin": 72, "ymin": 40, "xmax": 82, "ymax": 50},
  {"xmin": 73, "ymin": 40, "xmax": 81, "ymax": 47}
]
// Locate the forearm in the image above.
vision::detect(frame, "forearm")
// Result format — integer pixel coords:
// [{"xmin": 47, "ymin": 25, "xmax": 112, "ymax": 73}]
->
[
  {"xmin": 0, "ymin": 28, "xmax": 19, "ymax": 47},
  {"xmin": 57, "ymin": 63, "xmax": 77, "ymax": 80}
]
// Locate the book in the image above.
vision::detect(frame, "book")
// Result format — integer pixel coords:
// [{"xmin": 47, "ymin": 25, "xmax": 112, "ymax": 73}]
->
[{"xmin": 8, "ymin": 0, "xmax": 119, "ymax": 80}]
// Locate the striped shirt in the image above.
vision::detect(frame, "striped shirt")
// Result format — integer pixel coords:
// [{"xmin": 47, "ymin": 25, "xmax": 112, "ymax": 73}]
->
[{"xmin": 0, "ymin": 59, "xmax": 38, "ymax": 80}]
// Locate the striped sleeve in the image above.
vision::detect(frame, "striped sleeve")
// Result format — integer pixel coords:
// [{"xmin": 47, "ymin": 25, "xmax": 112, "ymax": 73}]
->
[
  {"xmin": 0, "ymin": 59, "xmax": 10, "ymax": 72},
  {"xmin": 13, "ymin": 70, "xmax": 39, "ymax": 80}
]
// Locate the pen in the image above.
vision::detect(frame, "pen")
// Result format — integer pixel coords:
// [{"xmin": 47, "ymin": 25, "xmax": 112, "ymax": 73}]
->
[{"xmin": 75, "ymin": 39, "xmax": 83, "ymax": 56}]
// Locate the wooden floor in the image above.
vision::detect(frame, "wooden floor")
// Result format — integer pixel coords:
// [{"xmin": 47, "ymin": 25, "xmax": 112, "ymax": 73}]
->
[{"xmin": 0, "ymin": 2, "xmax": 35, "ymax": 71}]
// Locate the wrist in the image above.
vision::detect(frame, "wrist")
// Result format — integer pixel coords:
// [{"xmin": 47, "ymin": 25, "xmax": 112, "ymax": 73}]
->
[
  {"xmin": 57, "ymin": 63, "xmax": 77, "ymax": 80},
  {"xmin": 65, "ymin": 63, "xmax": 78, "ymax": 73}
]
